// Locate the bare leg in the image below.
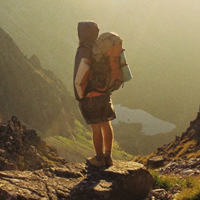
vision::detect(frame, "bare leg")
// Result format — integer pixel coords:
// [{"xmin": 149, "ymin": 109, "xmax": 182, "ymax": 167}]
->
[
  {"xmin": 101, "ymin": 121, "xmax": 114, "ymax": 155},
  {"xmin": 88, "ymin": 121, "xmax": 113, "ymax": 167},
  {"xmin": 90, "ymin": 123, "xmax": 103, "ymax": 155}
]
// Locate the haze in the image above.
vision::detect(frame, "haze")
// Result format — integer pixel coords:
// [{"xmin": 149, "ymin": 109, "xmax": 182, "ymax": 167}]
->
[{"xmin": 0, "ymin": 0, "xmax": 200, "ymax": 133}]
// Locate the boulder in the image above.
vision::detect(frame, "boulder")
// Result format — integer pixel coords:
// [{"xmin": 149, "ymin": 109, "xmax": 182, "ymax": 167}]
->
[
  {"xmin": 0, "ymin": 161, "xmax": 154, "ymax": 200},
  {"xmin": 147, "ymin": 156, "xmax": 165, "ymax": 168}
]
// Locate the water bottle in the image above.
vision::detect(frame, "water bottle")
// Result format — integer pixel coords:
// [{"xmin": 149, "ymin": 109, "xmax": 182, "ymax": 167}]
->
[{"xmin": 120, "ymin": 50, "xmax": 132, "ymax": 82}]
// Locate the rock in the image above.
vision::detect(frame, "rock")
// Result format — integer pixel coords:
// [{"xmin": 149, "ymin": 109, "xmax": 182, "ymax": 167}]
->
[
  {"xmin": 147, "ymin": 156, "xmax": 165, "ymax": 168},
  {"xmin": 0, "ymin": 161, "xmax": 154, "ymax": 200},
  {"xmin": 145, "ymin": 107, "xmax": 200, "ymax": 165},
  {"xmin": 147, "ymin": 184, "xmax": 182, "ymax": 199},
  {"xmin": 0, "ymin": 117, "xmax": 66, "ymax": 171},
  {"xmin": 158, "ymin": 157, "xmax": 200, "ymax": 178},
  {"xmin": 149, "ymin": 188, "xmax": 168, "ymax": 200},
  {"xmin": 180, "ymin": 169, "xmax": 194, "ymax": 176},
  {"xmin": 103, "ymin": 161, "xmax": 154, "ymax": 199},
  {"xmin": 169, "ymin": 184, "xmax": 182, "ymax": 194}
]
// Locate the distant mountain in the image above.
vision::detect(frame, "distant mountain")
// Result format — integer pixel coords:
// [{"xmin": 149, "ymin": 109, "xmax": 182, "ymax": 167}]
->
[
  {"xmin": 113, "ymin": 122, "xmax": 178, "ymax": 156},
  {"xmin": 0, "ymin": 26, "xmax": 78, "ymax": 138}
]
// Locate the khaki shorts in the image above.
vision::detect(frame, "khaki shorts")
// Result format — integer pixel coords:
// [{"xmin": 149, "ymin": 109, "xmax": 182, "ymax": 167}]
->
[{"xmin": 78, "ymin": 94, "xmax": 116, "ymax": 124}]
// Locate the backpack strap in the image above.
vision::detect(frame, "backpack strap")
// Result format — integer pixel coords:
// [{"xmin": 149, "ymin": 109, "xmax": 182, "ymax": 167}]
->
[
  {"xmin": 79, "ymin": 44, "xmax": 94, "ymax": 62},
  {"xmin": 79, "ymin": 44, "xmax": 96, "ymax": 96}
]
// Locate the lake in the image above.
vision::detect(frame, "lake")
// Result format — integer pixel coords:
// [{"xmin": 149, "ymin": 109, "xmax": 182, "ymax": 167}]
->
[{"xmin": 112, "ymin": 105, "xmax": 176, "ymax": 135}]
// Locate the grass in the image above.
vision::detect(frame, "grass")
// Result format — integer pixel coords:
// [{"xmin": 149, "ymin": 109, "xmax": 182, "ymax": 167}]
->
[
  {"xmin": 133, "ymin": 138, "xmax": 200, "ymax": 166},
  {"xmin": 44, "ymin": 120, "xmax": 132, "ymax": 162},
  {"xmin": 133, "ymin": 153, "xmax": 154, "ymax": 166},
  {"xmin": 150, "ymin": 170, "xmax": 200, "ymax": 200},
  {"xmin": 175, "ymin": 176, "xmax": 200, "ymax": 200},
  {"xmin": 45, "ymin": 134, "xmax": 93, "ymax": 162},
  {"xmin": 41, "ymin": 155, "xmax": 62, "ymax": 167},
  {"xmin": 187, "ymin": 150, "xmax": 200, "ymax": 159},
  {"xmin": 175, "ymin": 140, "xmax": 196, "ymax": 158},
  {"xmin": 151, "ymin": 170, "xmax": 185, "ymax": 190}
]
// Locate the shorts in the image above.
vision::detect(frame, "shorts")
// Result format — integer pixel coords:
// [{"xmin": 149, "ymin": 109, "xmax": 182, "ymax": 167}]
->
[{"xmin": 78, "ymin": 94, "xmax": 116, "ymax": 124}]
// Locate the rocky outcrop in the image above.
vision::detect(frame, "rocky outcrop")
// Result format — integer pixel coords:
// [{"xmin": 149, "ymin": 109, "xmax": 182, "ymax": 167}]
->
[
  {"xmin": 0, "ymin": 26, "xmax": 80, "ymax": 138},
  {"xmin": 147, "ymin": 156, "xmax": 166, "ymax": 169},
  {"xmin": 136, "ymin": 106, "xmax": 200, "ymax": 168},
  {"xmin": 0, "ymin": 116, "xmax": 65, "ymax": 171},
  {"xmin": 131, "ymin": 106, "xmax": 200, "ymax": 199},
  {"xmin": 150, "ymin": 107, "xmax": 200, "ymax": 162},
  {"xmin": 148, "ymin": 185, "xmax": 182, "ymax": 200},
  {"xmin": 159, "ymin": 157, "xmax": 200, "ymax": 177},
  {"xmin": 0, "ymin": 161, "xmax": 154, "ymax": 200},
  {"xmin": 0, "ymin": 116, "xmax": 154, "ymax": 199}
]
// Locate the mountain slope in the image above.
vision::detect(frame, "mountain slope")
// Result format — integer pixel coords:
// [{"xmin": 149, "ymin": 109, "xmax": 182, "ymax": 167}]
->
[
  {"xmin": 113, "ymin": 122, "xmax": 178, "ymax": 156},
  {"xmin": 0, "ymin": 116, "xmax": 65, "ymax": 171},
  {"xmin": 150, "ymin": 107, "xmax": 200, "ymax": 161},
  {"xmin": 135, "ymin": 106, "xmax": 200, "ymax": 166},
  {"xmin": 0, "ymin": 26, "xmax": 78, "ymax": 137}
]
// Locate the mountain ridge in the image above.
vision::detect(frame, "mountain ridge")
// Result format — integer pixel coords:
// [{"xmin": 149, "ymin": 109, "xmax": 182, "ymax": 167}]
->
[{"xmin": 0, "ymin": 26, "xmax": 77, "ymax": 138}]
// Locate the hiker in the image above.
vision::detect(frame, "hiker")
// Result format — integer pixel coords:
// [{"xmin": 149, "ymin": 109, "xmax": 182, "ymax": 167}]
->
[{"xmin": 73, "ymin": 21, "xmax": 116, "ymax": 168}]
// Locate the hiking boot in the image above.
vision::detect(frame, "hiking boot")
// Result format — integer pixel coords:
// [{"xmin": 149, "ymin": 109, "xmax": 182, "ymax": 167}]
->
[
  {"xmin": 86, "ymin": 156, "xmax": 106, "ymax": 168},
  {"xmin": 105, "ymin": 156, "xmax": 113, "ymax": 167}
]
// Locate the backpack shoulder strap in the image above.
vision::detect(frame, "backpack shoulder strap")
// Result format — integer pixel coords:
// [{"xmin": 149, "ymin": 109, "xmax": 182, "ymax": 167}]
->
[{"xmin": 79, "ymin": 44, "xmax": 95, "ymax": 63}]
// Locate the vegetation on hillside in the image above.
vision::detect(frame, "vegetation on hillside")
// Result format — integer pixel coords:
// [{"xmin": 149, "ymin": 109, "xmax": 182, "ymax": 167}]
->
[
  {"xmin": 134, "ymin": 109, "xmax": 200, "ymax": 165},
  {"xmin": 45, "ymin": 120, "xmax": 132, "ymax": 162},
  {"xmin": 151, "ymin": 170, "xmax": 200, "ymax": 200}
]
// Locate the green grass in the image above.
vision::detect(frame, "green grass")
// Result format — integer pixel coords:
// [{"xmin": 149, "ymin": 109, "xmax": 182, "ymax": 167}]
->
[
  {"xmin": 45, "ymin": 134, "xmax": 93, "ymax": 162},
  {"xmin": 150, "ymin": 170, "xmax": 200, "ymax": 200},
  {"xmin": 44, "ymin": 120, "xmax": 132, "ymax": 162},
  {"xmin": 176, "ymin": 177, "xmax": 200, "ymax": 200},
  {"xmin": 150, "ymin": 170, "xmax": 185, "ymax": 190}
]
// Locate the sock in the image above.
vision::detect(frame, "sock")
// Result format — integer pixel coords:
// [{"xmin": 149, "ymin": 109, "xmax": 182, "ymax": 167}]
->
[
  {"xmin": 104, "ymin": 151, "xmax": 111, "ymax": 158},
  {"xmin": 96, "ymin": 153, "xmax": 104, "ymax": 161}
]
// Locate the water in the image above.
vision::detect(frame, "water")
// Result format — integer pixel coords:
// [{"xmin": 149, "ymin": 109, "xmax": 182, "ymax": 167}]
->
[{"xmin": 112, "ymin": 105, "xmax": 176, "ymax": 135}]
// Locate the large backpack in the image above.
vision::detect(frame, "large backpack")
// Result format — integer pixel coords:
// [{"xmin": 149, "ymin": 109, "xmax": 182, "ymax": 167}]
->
[{"xmin": 88, "ymin": 32, "xmax": 128, "ymax": 93}]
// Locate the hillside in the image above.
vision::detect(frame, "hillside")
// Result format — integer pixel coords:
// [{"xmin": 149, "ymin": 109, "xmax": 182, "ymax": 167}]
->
[
  {"xmin": 1, "ymin": 112, "xmax": 200, "ymax": 199},
  {"xmin": 135, "ymin": 105, "xmax": 200, "ymax": 167},
  {"xmin": 0, "ymin": 116, "xmax": 65, "ymax": 171},
  {"xmin": 133, "ymin": 106, "xmax": 200, "ymax": 199},
  {"xmin": 113, "ymin": 122, "xmax": 178, "ymax": 156},
  {"xmin": 0, "ymin": 116, "xmax": 153, "ymax": 199},
  {"xmin": 0, "ymin": 26, "xmax": 78, "ymax": 138},
  {"xmin": 152, "ymin": 106, "xmax": 200, "ymax": 162}
]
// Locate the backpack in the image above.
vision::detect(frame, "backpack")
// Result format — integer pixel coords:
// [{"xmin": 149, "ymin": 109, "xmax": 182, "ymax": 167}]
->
[{"xmin": 88, "ymin": 32, "xmax": 127, "ymax": 93}]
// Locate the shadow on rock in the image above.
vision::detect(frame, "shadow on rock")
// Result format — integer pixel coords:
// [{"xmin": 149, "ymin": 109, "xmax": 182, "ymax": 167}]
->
[{"xmin": 68, "ymin": 160, "xmax": 154, "ymax": 200}]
